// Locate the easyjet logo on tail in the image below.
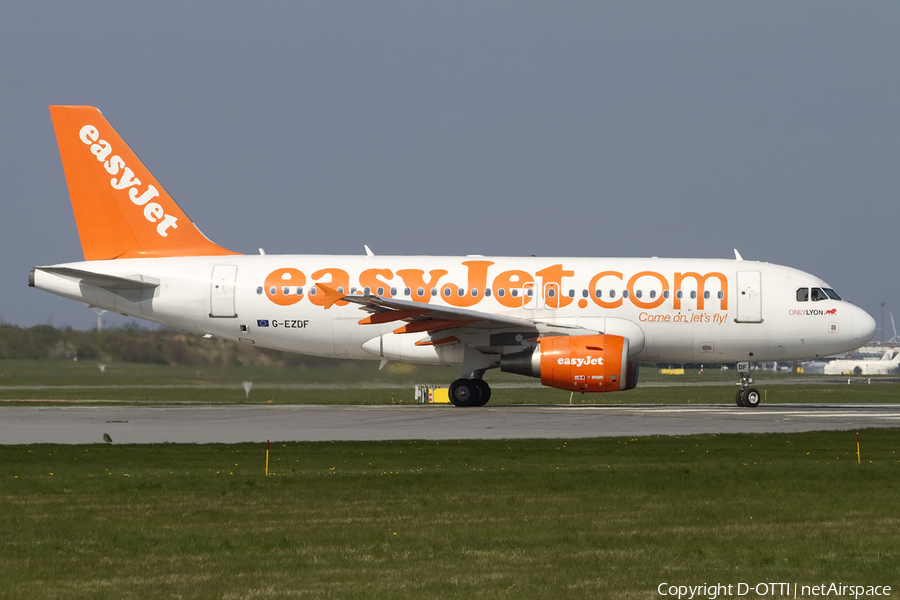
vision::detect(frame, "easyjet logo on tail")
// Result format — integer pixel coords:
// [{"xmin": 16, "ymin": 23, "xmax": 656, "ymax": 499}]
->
[{"xmin": 78, "ymin": 125, "xmax": 178, "ymax": 237}]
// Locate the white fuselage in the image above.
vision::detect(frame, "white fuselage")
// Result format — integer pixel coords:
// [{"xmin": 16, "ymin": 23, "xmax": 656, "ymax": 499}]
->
[{"xmin": 32, "ymin": 255, "xmax": 876, "ymax": 366}]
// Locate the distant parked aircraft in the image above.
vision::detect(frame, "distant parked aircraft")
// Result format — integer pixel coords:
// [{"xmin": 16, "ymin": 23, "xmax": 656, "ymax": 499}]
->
[{"xmin": 820, "ymin": 348, "xmax": 900, "ymax": 375}]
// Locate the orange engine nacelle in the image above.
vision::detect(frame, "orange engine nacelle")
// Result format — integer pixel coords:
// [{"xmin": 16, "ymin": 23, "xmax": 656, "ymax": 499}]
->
[{"xmin": 500, "ymin": 335, "xmax": 639, "ymax": 393}]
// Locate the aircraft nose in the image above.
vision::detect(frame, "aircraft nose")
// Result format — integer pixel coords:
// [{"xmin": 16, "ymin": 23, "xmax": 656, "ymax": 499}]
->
[{"xmin": 852, "ymin": 307, "xmax": 877, "ymax": 345}]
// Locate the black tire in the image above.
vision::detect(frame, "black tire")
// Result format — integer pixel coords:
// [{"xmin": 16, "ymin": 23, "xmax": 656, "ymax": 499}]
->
[
  {"xmin": 449, "ymin": 378, "xmax": 476, "ymax": 407},
  {"xmin": 473, "ymin": 379, "xmax": 491, "ymax": 406},
  {"xmin": 743, "ymin": 388, "xmax": 761, "ymax": 408},
  {"xmin": 735, "ymin": 390, "xmax": 747, "ymax": 407}
]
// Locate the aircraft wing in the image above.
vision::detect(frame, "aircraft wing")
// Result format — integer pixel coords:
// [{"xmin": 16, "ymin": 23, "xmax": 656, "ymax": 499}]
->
[{"xmin": 315, "ymin": 283, "xmax": 596, "ymax": 339}]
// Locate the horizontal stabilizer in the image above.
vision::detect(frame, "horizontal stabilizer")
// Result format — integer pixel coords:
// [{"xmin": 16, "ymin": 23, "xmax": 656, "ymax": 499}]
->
[{"xmin": 31, "ymin": 266, "xmax": 159, "ymax": 293}]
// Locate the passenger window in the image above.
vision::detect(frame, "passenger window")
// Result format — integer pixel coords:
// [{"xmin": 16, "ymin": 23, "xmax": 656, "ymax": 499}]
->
[
  {"xmin": 443, "ymin": 288, "xmax": 451, "ymax": 297},
  {"xmin": 717, "ymin": 291, "xmax": 724, "ymax": 300},
  {"xmin": 363, "ymin": 287, "xmax": 371, "ymax": 295},
  {"xmin": 703, "ymin": 291, "xmax": 710, "ymax": 300},
  {"xmin": 623, "ymin": 290, "xmax": 629, "ymax": 298},
  {"xmin": 485, "ymin": 288, "xmax": 492, "ymax": 297},
  {"xmin": 567, "ymin": 290, "xmax": 574, "ymax": 298},
  {"xmin": 256, "ymin": 286, "xmax": 263, "ymax": 295},
  {"xmin": 635, "ymin": 290, "xmax": 643, "ymax": 299},
  {"xmin": 471, "ymin": 288, "xmax": 478, "ymax": 297},
  {"xmin": 690, "ymin": 291, "xmax": 696, "ymax": 299},
  {"xmin": 796, "ymin": 288, "xmax": 809, "ymax": 302},
  {"xmin": 511, "ymin": 289, "xmax": 519, "ymax": 298},
  {"xmin": 663, "ymin": 290, "xmax": 670, "ymax": 299},
  {"xmin": 498, "ymin": 288, "xmax": 506, "ymax": 298},
  {"xmin": 548, "ymin": 288, "xmax": 556, "ymax": 298},
  {"xmin": 404, "ymin": 287, "xmax": 411, "ymax": 296},
  {"xmin": 431, "ymin": 288, "xmax": 437, "ymax": 297},
  {"xmin": 297, "ymin": 287, "xmax": 303, "ymax": 295},
  {"xmin": 377, "ymin": 287, "xmax": 385, "ymax": 296},
  {"xmin": 595, "ymin": 289, "xmax": 602, "ymax": 298},
  {"xmin": 457, "ymin": 288, "xmax": 465, "ymax": 297},
  {"xmin": 609, "ymin": 290, "xmax": 616, "ymax": 298},
  {"xmin": 649, "ymin": 290, "xmax": 656, "ymax": 299},
  {"xmin": 582, "ymin": 289, "xmax": 588, "ymax": 298},
  {"xmin": 417, "ymin": 287, "xmax": 424, "ymax": 297}
]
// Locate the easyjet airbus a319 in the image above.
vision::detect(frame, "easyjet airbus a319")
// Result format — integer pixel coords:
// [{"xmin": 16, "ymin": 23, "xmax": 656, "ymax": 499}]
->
[{"xmin": 30, "ymin": 106, "xmax": 877, "ymax": 407}]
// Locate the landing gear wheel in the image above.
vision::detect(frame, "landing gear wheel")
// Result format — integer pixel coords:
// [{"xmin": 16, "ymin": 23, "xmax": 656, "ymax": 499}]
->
[
  {"xmin": 734, "ymin": 362, "xmax": 759, "ymax": 408},
  {"xmin": 449, "ymin": 378, "xmax": 491, "ymax": 407},
  {"xmin": 743, "ymin": 388, "xmax": 761, "ymax": 408},
  {"xmin": 449, "ymin": 378, "xmax": 477, "ymax": 407},
  {"xmin": 473, "ymin": 379, "xmax": 491, "ymax": 407}
]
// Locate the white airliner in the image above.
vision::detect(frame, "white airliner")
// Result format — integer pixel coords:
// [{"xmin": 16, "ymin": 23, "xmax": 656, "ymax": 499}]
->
[
  {"xmin": 804, "ymin": 348, "xmax": 900, "ymax": 376},
  {"xmin": 30, "ymin": 106, "xmax": 877, "ymax": 407}
]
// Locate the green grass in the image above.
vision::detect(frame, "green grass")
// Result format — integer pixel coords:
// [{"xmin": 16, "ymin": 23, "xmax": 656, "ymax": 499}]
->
[
  {"xmin": 1, "ymin": 430, "xmax": 898, "ymax": 599},
  {"xmin": 1, "ymin": 358, "xmax": 898, "ymax": 405}
]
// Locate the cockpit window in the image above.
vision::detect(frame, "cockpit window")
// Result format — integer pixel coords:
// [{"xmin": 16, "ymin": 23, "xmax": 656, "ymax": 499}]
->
[
  {"xmin": 823, "ymin": 288, "xmax": 842, "ymax": 301},
  {"xmin": 811, "ymin": 288, "xmax": 829, "ymax": 301},
  {"xmin": 796, "ymin": 288, "xmax": 809, "ymax": 302}
]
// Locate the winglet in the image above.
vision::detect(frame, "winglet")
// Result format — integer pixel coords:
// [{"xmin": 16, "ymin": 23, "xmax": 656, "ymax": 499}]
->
[
  {"xmin": 315, "ymin": 283, "xmax": 347, "ymax": 309},
  {"xmin": 49, "ymin": 106, "xmax": 240, "ymax": 260}
]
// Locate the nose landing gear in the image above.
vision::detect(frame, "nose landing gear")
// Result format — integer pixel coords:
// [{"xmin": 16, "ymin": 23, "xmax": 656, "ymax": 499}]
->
[{"xmin": 734, "ymin": 361, "xmax": 761, "ymax": 408}]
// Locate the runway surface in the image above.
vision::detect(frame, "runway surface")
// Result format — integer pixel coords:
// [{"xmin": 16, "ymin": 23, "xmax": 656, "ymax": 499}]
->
[{"xmin": 2, "ymin": 404, "xmax": 899, "ymax": 444}]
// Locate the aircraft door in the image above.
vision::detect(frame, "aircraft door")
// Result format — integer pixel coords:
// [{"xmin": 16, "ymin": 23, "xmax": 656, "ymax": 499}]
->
[
  {"xmin": 210, "ymin": 265, "xmax": 238, "ymax": 318},
  {"xmin": 735, "ymin": 271, "xmax": 762, "ymax": 323},
  {"xmin": 544, "ymin": 283, "xmax": 560, "ymax": 310}
]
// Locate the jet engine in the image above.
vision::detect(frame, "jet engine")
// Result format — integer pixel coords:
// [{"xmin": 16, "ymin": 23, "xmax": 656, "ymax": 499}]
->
[{"xmin": 500, "ymin": 334, "xmax": 639, "ymax": 393}]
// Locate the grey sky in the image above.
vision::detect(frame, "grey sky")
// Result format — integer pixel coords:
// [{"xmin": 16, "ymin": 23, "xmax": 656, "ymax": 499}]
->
[{"xmin": 2, "ymin": 2, "xmax": 899, "ymax": 337}]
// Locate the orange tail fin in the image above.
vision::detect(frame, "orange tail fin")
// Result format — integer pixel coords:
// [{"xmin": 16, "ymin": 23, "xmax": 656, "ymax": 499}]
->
[{"xmin": 49, "ymin": 105, "xmax": 240, "ymax": 260}]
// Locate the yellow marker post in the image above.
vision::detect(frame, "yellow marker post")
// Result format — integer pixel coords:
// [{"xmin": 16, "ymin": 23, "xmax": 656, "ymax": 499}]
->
[
  {"xmin": 266, "ymin": 439, "xmax": 270, "ymax": 476},
  {"xmin": 856, "ymin": 432, "xmax": 860, "ymax": 464}
]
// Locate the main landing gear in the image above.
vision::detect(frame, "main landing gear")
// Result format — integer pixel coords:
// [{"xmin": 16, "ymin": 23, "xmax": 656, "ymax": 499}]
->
[
  {"xmin": 734, "ymin": 361, "xmax": 761, "ymax": 408},
  {"xmin": 449, "ymin": 378, "xmax": 492, "ymax": 407}
]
